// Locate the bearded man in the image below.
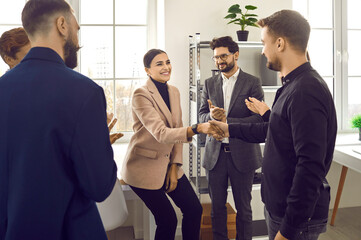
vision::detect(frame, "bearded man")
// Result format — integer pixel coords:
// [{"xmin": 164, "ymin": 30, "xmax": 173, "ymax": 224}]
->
[
  {"xmin": 198, "ymin": 36, "xmax": 264, "ymax": 240},
  {"xmin": 0, "ymin": 0, "xmax": 117, "ymax": 239}
]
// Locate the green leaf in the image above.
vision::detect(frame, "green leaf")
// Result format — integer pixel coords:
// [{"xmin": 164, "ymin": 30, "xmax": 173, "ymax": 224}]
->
[
  {"xmin": 351, "ymin": 114, "xmax": 361, "ymax": 128},
  {"xmin": 245, "ymin": 5, "xmax": 257, "ymax": 10},
  {"xmin": 239, "ymin": 19, "xmax": 246, "ymax": 24},
  {"xmin": 224, "ymin": 13, "xmax": 237, "ymax": 19},
  {"xmin": 248, "ymin": 17, "xmax": 258, "ymax": 23},
  {"xmin": 244, "ymin": 14, "xmax": 258, "ymax": 17},
  {"xmin": 228, "ymin": 4, "xmax": 242, "ymax": 14},
  {"xmin": 248, "ymin": 23, "xmax": 259, "ymax": 28},
  {"xmin": 227, "ymin": 19, "xmax": 240, "ymax": 25}
]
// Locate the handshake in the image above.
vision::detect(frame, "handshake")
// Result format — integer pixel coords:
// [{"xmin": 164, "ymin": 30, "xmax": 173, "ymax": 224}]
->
[{"xmin": 197, "ymin": 121, "xmax": 229, "ymax": 141}]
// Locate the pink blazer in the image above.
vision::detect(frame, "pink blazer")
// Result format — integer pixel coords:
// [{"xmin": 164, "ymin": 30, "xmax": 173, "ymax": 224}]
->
[{"xmin": 121, "ymin": 79, "xmax": 189, "ymax": 190}]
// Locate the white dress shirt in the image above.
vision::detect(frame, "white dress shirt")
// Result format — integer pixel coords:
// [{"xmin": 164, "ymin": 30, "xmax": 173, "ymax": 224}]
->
[{"xmin": 221, "ymin": 68, "xmax": 239, "ymax": 143}]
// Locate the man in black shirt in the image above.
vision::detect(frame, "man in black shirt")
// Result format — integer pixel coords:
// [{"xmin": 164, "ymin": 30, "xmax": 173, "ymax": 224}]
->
[{"xmin": 209, "ymin": 10, "xmax": 337, "ymax": 240}]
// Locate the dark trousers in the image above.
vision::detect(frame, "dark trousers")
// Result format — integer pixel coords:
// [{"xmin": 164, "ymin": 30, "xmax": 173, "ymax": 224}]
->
[
  {"xmin": 207, "ymin": 148, "xmax": 254, "ymax": 240},
  {"xmin": 130, "ymin": 174, "xmax": 202, "ymax": 240},
  {"xmin": 264, "ymin": 207, "xmax": 327, "ymax": 240}
]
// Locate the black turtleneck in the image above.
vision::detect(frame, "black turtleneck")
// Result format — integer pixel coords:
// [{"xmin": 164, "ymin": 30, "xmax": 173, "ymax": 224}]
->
[{"xmin": 151, "ymin": 78, "xmax": 171, "ymax": 112}]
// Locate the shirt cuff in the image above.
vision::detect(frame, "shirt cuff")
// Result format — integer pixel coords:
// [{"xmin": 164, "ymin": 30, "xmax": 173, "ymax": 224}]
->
[
  {"xmin": 279, "ymin": 218, "xmax": 302, "ymax": 239},
  {"xmin": 261, "ymin": 110, "xmax": 271, "ymax": 122},
  {"xmin": 228, "ymin": 123, "xmax": 238, "ymax": 138}
]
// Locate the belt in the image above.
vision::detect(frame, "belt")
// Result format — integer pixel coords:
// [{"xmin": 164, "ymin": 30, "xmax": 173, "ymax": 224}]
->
[{"xmin": 221, "ymin": 143, "xmax": 231, "ymax": 153}]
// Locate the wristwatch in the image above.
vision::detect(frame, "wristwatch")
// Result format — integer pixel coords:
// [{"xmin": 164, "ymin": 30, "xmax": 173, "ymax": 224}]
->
[{"xmin": 191, "ymin": 124, "xmax": 199, "ymax": 134}]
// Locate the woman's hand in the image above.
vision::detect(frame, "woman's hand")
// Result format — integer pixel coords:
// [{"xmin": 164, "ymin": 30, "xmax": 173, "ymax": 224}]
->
[
  {"xmin": 165, "ymin": 163, "xmax": 178, "ymax": 193},
  {"xmin": 245, "ymin": 97, "xmax": 270, "ymax": 116},
  {"xmin": 107, "ymin": 112, "xmax": 124, "ymax": 144}
]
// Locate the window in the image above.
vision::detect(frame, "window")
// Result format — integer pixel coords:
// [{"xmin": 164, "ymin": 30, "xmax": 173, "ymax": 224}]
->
[
  {"xmin": 0, "ymin": 0, "xmax": 160, "ymax": 141},
  {"xmin": 346, "ymin": 0, "xmax": 361, "ymax": 125},
  {"xmin": 293, "ymin": 0, "xmax": 361, "ymax": 130},
  {"xmin": 77, "ymin": 0, "xmax": 157, "ymax": 140}
]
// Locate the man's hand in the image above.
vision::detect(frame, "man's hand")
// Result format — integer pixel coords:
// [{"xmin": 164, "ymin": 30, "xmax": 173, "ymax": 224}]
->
[
  {"xmin": 208, "ymin": 120, "xmax": 229, "ymax": 140},
  {"xmin": 245, "ymin": 97, "xmax": 270, "ymax": 116},
  {"xmin": 208, "ymin": 100, "xmax": 226, "ymax": 122},
  {"xmin": 165, "ymin": 163, "xmax": 178, "ymax": 193},
  {"xmin": 109, "ymin": 132, "xmax": 124, "ymax": 144},
  {"xmin": 107, "ymin": 112, "xmax": 114, "ymax": 125},
  {"xmin": 274, "ymin": 231, "xmax": 288, "ymax": 240},
  {"xmin": 107, "ymin": 112, "xmax": 123, "ymax": 144},
  {"xmin": 197, "ymin": 122, "xmax": 224, "ymax": 139}
]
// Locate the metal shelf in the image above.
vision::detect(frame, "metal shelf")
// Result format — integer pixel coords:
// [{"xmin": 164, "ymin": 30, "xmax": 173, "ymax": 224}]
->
[
  {"xmin": 191, "ymin": 135, "xmax": 205, "ymax": 147},
  {"xmin": 190, "ymin": 41, "xmax": 263, "ymax": 49}
]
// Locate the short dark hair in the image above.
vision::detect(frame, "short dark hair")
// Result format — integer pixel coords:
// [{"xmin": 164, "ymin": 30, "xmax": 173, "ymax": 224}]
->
[
  {"xmin": 209, "ymin": 36, "xmax": 239, "ymax": 53},
  {"xmin": 257, "ymin": 10, "xmax": 310, "ymax": 53},
  {"xmin": 143, "ymin": 49, "xmax": 166, "ymax": 68},
  {"xmin": 22, "ymin": 0, "xmax": 72, "ymax": 37},
  {"xmin": 0, "ymin": 27, "xmax": 29, "ymax": 61}
]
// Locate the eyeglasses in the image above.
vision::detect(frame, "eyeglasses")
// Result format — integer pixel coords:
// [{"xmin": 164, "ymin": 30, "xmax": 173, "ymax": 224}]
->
[{"xmin": 211, "ymin": 53, "xmax": 233, "ymax": 61}]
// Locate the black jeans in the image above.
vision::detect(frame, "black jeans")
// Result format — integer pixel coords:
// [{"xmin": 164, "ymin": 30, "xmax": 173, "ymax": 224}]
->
[{"xmin": 130, "ymin": 175, "xmax": 202, "ymax": 240}]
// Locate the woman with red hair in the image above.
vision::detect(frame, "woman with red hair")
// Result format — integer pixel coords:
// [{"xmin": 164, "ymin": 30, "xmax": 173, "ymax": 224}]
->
[{"xmin": 0, "ymin": 27, "xmax": 31, "ymax": 69}]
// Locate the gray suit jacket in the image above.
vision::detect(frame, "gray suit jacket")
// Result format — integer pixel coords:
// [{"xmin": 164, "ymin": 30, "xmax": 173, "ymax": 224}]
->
[{"xmin": 199, "ymin": 69, "xmax": 264, "ymax": 172}]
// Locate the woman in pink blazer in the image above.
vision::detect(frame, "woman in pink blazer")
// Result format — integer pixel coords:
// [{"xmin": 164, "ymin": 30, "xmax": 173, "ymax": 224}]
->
[{"xmin": 121, "ymin": 49, "xmax": 216, "ymax": 240}]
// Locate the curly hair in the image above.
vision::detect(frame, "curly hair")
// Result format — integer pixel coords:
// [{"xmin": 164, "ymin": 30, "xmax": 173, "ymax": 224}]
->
[
  {"xmin": 209, "ymin": 36, "xmax": 239, "ymax": 53},
  {"xmin": 0, "ymin": 27, "xmax": 29, "ymax": 61}
]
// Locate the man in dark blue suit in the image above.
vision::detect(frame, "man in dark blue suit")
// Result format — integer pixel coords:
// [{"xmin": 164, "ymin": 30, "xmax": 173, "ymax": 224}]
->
[{"xmin": 0, "ymin": 1, "xmax": 118, "ymax": 239}]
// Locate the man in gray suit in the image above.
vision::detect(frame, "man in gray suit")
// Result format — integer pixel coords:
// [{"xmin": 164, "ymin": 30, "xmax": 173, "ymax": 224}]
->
[{"xmin": 199, "ymin": 36, "xmax": 264, "ymax": 240}]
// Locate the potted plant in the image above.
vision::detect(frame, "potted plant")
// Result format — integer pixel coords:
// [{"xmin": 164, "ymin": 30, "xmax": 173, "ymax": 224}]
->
[
  {"xmin": 351, "ymin": 114, "xmax": 361, "ymax": 141},
  {"xmin": 225, "ymin": 4, "xmax": 258, "ymax": 41}
]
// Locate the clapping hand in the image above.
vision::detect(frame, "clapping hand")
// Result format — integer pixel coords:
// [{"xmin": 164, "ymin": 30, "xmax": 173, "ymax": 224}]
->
[
  {"xmin": 107, "ymin": 112, "xmax": 124, "ymax": 144},
  {"xmin": 245, "ymin": 97, "xmax": 270, "ymax": 116},
  {"xmin": 208, "ymin": 100, "xmax": 226, "ymax": 122}
]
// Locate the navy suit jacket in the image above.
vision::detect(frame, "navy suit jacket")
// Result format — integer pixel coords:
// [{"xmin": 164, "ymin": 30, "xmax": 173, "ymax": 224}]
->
[{"xmin": 0, "ymin": 47, "xmax": 117, "ymax": 240}]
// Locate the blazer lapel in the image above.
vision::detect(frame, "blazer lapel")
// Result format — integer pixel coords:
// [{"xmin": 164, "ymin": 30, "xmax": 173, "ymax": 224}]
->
[
  {"xmin": 228, "ymin": 69, "xmax": 246, "ymax": 113},
  {"xmin": 213, "ymin": 74, "xmax": 224, "ymax": 108},
  {"xmin": 168, "ymin": 86, "xmax": 178, "ymax": 127},
  {"xmin": 146, "ymin": 79, "xmax": 173, "ymax": 128}
]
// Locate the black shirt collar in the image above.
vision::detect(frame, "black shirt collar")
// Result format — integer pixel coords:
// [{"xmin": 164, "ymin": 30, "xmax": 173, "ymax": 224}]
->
[{"xmin": 281, "ymin": 62, "xmax": 311, "ymax": 85}]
